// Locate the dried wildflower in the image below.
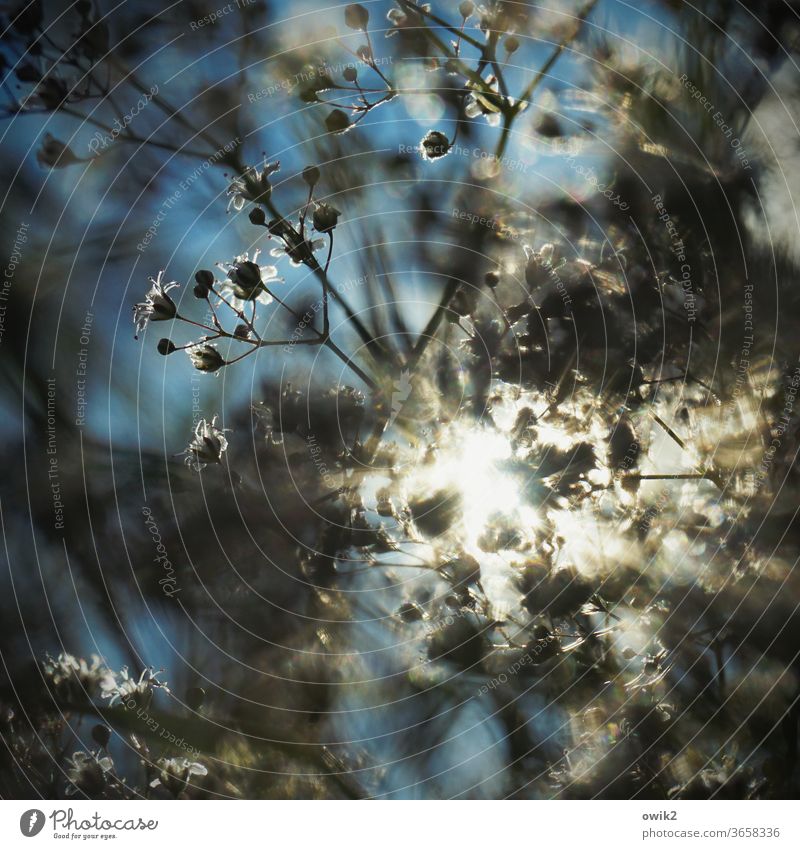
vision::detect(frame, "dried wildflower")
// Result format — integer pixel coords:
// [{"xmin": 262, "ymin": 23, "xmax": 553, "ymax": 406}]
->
[
  {"xmin": 312, "ymin": 202, "xmax": 341, "ymax": 233},
  {"xmin": 66, "ymin": 751, "xmax": 114, "ymax": 797},
  {"xmin": 420, "ymin": 130, "xmax": 451, "ymax": 161},
  {"xmin": 36, "ymin": 133, "xmax": 83, "ymax": 168},
  {"xmin": 101, "ymin": 666, "xmax": 169, "ymax": 708},
  {"xmin": 184, "ymin": 416, "xmax": 229, "ymax": 469},
  {"xmin": 150, "ymin": 757, "xmax": 208, "ymax": 796},
  {"xmin": 226, "ymin": 160, "xmax": 279, "ymax": 212},
  {"xmin": 132, "ymin": 271, "xmax": 178, "ymax": 338},
  {"xmin": 43, "ymin": 652, "xmax": 112, "ymax": 702},
  {"xmin": 187, "ymin": 344, "xmax": 225, "ymax": 374}
]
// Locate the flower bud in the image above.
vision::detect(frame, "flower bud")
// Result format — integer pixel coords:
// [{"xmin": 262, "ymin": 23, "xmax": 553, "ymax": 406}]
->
[
  {"xmin": 157, "ymin": 338, "xmax": 177, "ymax": 355},
  {"xmin": 193, "ymin": 269, "xmax": 214, "ymax": 298},
  {"xmin": 91, "ymin": 724, "xmax": 111, "ymax": 748},
  {"xmin": 504, "ymin": 36, "xmax": 520, "ymax": 54},
  {"xmin": 325, "ymin": 109, "xmax": 351, "ymax": 133},
  {"xmin": 459, "ymin": 1, "xmax": 475, "ymax": 18},
  {"xmin": 186, "ymin": 687, "xmax": 206, "ymax": 711},
  {"xmin": 344, "ymin": 3, "xmax": 369, "ymax": 30},
  {"xmin": 420, "ymin": 130, "xmax": 451, "ymax": 161},
  {"xmin": 302, "ymin": 165, "xmax": 320, "ymax": 186},
  {"xmin": 484, "ymin": 270, "xmax": 500, "ymax": 288},
  {"xmin": 343, "ymin": 66, "xmax": 357, "ymax": 82},
  {"xmin": 248, "ymin": 207, "xmax": 266, "ymax": 226}
]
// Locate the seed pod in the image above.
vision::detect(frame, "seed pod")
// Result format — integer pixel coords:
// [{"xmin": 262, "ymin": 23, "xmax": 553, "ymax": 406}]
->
[
  {"xmin": 248, "ymin": 207, "xmax": 266, "ymax": 226},
  {"xmin": 343, "ymin": 66, "xmax": 357, "ymax": 82},
  {"xmin": 484, "ymin": 270, "xmax": 500, "ymax": 288},
  {"xmin": 157, "ymin": 338, "xmax": 176, "ymax": 355}
]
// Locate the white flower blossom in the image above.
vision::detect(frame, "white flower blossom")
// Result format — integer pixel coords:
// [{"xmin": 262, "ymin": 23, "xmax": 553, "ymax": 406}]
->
[
  {"xmin": 217, "ymin": 250, "xmax": 281, "ymax": 308},
  {"xmin": 66, "ymin": 751, "xmax": 114, "ymax": 796},
  {"xmin": 150, "ymin": 757, "xmax": 208, "ymax": 796},
  {"xmin": 133, "ymin": 271, "xmax": 179, "ymax": 338},
  {"xmin": 184, "ymin": 416, "xmax": 229, "ymax": 469},
  {"xmin": 227, "ymin": 160, "xmax": 280, "ymax": 211},
  {"xmin": 101, "ymin": 666, "xmax": 169, "ymax": 709}
]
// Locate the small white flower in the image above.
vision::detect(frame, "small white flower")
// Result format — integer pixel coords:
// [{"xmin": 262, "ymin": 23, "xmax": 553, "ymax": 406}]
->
[
  {"xmin": 269, "ymin": 238, "xmax": 325, "ymax": 265},
  {"xmin": 43, "ymin": 652, "xmax": 112, "ymax": 701},
  {"xmin": 66, "ymin": 751, "xmax": 114, "ymax": 797},
  {"xmin": 150, "ymin": 757, "xmax": 208, "ymax": 796},
  {"xmin": 133, "ymin": 271, "xmax": 179, "ymax": 338},
  {"xmin": 227, "ymin": 160, "xmax": 280, "ymax": 211},
  {"xmin": 184, "ymin": 416, "xmax": 229, "ymax": 469},
  {"xmin": 101, "ymin": 666, "xmax": 169, "ymax": 709},
  {"xmin": 217, "ymin": 251, "xmax": 281, "ymax": 308}
]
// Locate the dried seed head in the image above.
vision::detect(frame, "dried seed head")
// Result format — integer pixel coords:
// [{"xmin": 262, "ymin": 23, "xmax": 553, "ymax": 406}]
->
[{"xmin": 157, "ymin": 338, "xmax": 176, "ymax": 356}]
